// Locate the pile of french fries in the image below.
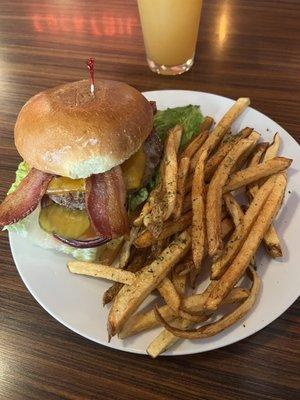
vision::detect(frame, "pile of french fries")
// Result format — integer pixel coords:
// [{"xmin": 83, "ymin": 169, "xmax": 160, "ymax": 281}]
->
[{"xmin": 68, "ymin": 97, "xmax": 292, "ymax": 357}]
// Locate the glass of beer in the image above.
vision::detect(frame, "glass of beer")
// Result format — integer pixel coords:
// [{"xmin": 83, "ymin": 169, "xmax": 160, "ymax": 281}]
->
[{"xmin": 137, "ymin": 0, "xmax": 203, "ymax": 75}]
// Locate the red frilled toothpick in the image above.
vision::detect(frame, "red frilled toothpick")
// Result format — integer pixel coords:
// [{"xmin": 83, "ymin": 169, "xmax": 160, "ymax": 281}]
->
[{"xmin": 87, "ymin": 58, "xmax": 95, "ymax": 95}]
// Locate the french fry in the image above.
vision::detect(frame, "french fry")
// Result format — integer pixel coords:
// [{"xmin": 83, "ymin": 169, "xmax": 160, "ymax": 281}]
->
[
  {"xmin": 200, "ymin": 116, "xmax": 214, "ymax": 132},
  {"xmin": 138, "ymin": 286, "xmax": 251, "ymax": 358},
  {"xmin": 224, "ymin": 127, "xmax": 252, "ymax": 143},
  {"xmin": 103, "ymin": 244, "xmax": 176, "ymax": 306},
  {"xmin": 211, "ymin": 174, "xmax": 278, "ymax": 279},
  {"xmin": 223, "ymin": 157, "xmax": 292, "ymax": 193},
  {"xmin": 176, "ymin": 304, "xmax": 209, "ymax": 324},
  {"xmin": 182, "ymin": 191, "xmax": 228, "ymax": 220},
  {"xmin": 152, "ymin": 289, "xmax": 244, "ymax": 352},
  {"xmin": 171, "ymin": 271, "xmax": 187, "ymax": 296},
  {"xmin": 146, "ymin": 318, "xmax": 195, "ymax": 358},
  {"xmin": 172, "ymin": 124, "xmax": 183, "ymax": 152},
  {"xmin": 147, "ymin": 284, "xmax": 251, "ymax": 357},
  {"xmin": 263, "ymin": 225, "xmax": 283, "ymax": 258},
  {"xmin": 247, "ymin": 142, "xmax": 269, "ymax": 198},
  {"xmin": 264, "ymin": 132, "xmax": 280, "ymax": 161},
  {"xmin": 221, "ymin": 218, "xmax": 233, "ymax": 239},
  {"xmin": 119, "ymin": 286, "xmax": 249, "ymax": 339},
  {"xmin": 230, "ymin": 131, "xmax": 261, "ymax": 174},
  {"xmin": 180, "ymin": 282, "xmax": 249, "ymax": 315},
  {"xmin": 248, "ymin": 133, "xmax": 282, "ymax": 258},
  {"xmin": 175, "ymin": 257, "xmax": 194, "ymax": 276},
  {"xmin": 206, "ymin": 174, "xmax": 286, "ymax": 310},
  {"xmin": 154, "ymin": 266, "xmax": 259, "ymax": 340},
  {"xmin": 184, "ymin": 174, "xmax": 193, "ymax": 194},
  {"xmin": 206, "ymin": 138, "xmax": 256, "ymax": 257},
  {"xmin": 108, "ymin": 230, "xmax": 191, "ymax": 337},
  {"xmin": 181, "ymin": 131, "xmax": 208, "ymax": 160},
  {"xmin": 102, "ymin": 251, "xmax": 147, "ymax": 306},
  {"xmin": 102, "ymin": 266, "xmax": 181, "ymax": 311},
  {"xmin": 189, "ymin": 134, "xmax": 210, "ymax": 171},
  {"xmin": 173, "ymin": 157, "xmax": 190, "ymax": 220},
  {"xmin": 248, "ymin": 142, "xmax": 269, "ymax": 167},
  {"xmin": 103, "ymin": 283, "xmax": 125, "ymax": 307},
  {"xmin": 157, "ymin": 278, "xmax": 181, "ymax": 312},
  {"xmin": 220, "ymin": 217, "xmax": 234, "ymax": 238},
  {"xmin": 117, "ymin": 226, "xmax": 140, "ymax": 268},
  {"xmin": 138, "ymin": 212, "xmax": 231, "ymax": 256},
  {"xmin": 101, "ymin": 227, "xmax": 140, "ymax": 304},
  {"xmin": 199, "ymin": 98, "xmax": 250, "ymax": 157},
  {"xmin": 148, "ymin": 239, "xmax": 168, "ymax": 260},
  {"xmin": 161, "ymin": 125, "xmax": 182, "ymax": 220},
  {"xmin": 134, "ymin": 212, "xmax": 192, "ymax": 248},
  {"xmin": 185, "ymin": 117, "xmax": 214, "ymax": 167},
  {"xmin": 98, "ymin": 237, "xmax": 124, "ymax": 265},
  {"xmin": 204, "ymin": 127, "xmax": 253, "ymax": 181},
  {"xmin": 248, "ymin": 134, "xmax": 281, "ymax": 197},
  {"xmin": 223, "ymin": 193, "xmax": 244, "ymax": 228},
  {"xmin": 133, "ymin": 201, "xmax": 151, "ymax": 227},
  {"xmin": 68, "ymin": 262, "xmax": 136, "ymax": 285},
  {"xmin": 192, "ymin": 149, "xmax": 208, "ymax": 271},
  {"xmin": 184, "ymin": 217, "xmax": 234, "ymax": 280},
  {"xmin": 182, "ymin": 193, "xmax": 192, "ymax": 213},
  {"xmin": 146, "ymin": 318, "xmax": 198, "ymax": 358},
  {"xmin": 190, "ymin": 150, "xmax": 208, "ymax": 286},
  {"xmin": 119, "ymin": 283, "xmax": 214, "ymax": 339},
  {"xmin": 143, "ymin": 182, "xmax": 164, "ymax": 238},
  {"xmin": 220, "ymin": 130, "xmax": 232, "ymax": 143}
]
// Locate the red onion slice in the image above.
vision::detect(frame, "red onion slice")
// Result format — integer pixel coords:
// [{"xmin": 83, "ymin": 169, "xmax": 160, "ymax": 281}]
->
[{"xmin": 53, "ymin": 233, "xmax": 109, "ymax": 248}]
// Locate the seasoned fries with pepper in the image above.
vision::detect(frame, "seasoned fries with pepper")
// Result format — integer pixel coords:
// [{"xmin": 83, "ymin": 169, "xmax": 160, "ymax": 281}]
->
[{"xmin": 66, "ymin": 97, "xmax": 292, "ymax": 356}]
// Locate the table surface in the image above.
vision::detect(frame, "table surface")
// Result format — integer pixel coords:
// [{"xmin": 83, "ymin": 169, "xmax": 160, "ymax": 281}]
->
[{"xmin": 0, "ymin": 0, "xmax": 299, "ymax": 399}]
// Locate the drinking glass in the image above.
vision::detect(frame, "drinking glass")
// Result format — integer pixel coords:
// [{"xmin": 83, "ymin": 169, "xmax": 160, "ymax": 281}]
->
[{"xmin": 137, "ymin": 0, "xmax": 203, "ymax": 75}]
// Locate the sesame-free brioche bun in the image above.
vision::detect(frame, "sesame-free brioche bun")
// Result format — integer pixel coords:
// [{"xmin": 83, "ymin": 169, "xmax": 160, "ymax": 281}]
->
[{"xmin": 14, "ymin": 79, "xmax": 153, "ymax": 179}]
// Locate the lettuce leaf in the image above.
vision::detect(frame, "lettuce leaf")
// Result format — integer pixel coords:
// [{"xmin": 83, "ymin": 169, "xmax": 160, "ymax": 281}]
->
[
  {"xmin": 7, "ymin": 161, "xmax": 30, "ymax": 194},
  {"xmin": 128, "ymin": 188, "xmax": 148, "ymax": 212},
  {"xmin": 154, "ymin": 105, "xmax": 203, "ymax": 149},
  {"xmin": 127, "ymin": 169, "xmax": 160, "ymax": 212}
]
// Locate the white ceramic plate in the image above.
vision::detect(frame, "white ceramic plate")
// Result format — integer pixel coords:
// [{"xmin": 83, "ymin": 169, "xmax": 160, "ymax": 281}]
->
[{"xmin": 9, "ymin": 90, "xmax": 300, "ymax": 356}]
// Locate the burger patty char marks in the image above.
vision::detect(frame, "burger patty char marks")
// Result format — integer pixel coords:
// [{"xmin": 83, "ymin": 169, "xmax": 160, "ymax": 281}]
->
[
  {"xmin": 142, "ymin": 130, "xmax": 162, "ymax": 186},
  {"xmin": 49, "ymin": 191, "xmax": 85, "ymax": 210}
]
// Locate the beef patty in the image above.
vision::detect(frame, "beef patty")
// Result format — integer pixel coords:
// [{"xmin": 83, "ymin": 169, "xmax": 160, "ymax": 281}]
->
[{"xmin": 49, "ymin": 191, "xmax": 86, "ymax": 210}]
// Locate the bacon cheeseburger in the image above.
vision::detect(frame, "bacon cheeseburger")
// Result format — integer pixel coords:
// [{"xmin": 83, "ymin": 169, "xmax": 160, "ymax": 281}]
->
[{"xmin": 0, "ymin": 80, "xmax": 161, "ymax": 260}]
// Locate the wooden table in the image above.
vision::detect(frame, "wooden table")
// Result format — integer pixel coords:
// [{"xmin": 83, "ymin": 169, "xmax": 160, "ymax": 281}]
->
[{"xmin": 0, "ymin": 1, "xmax": 299, "ymax": 399}]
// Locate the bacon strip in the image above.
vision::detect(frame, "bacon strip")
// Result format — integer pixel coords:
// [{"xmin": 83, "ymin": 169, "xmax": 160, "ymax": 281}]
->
[
  {"xmin": 0, "ymin": 168, "xmax": 53, "ymax": 228},
  {"xmin": 149, "ymin": 100, "xmax": 157, "ymax": 115},
  {"xmin": 85, "ymin": 166, "xmax": 129, "ymax": 239}
]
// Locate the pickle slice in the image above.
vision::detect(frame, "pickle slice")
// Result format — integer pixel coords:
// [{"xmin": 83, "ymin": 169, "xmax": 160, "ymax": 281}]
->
[{"xmin": 39, "ymin": 204, "xmax": 90, "ymax": 239}]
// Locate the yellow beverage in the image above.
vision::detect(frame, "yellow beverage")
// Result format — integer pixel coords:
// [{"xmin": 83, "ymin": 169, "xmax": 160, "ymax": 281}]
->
[{"xmin": 138, "ymin": 0, "xmax": 203, "ymax": 75}]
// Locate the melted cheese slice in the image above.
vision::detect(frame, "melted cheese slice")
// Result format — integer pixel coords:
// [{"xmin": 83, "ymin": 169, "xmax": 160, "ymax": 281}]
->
[
  {"xmin": 47, "ymin": 177, "xmax": 86, "ymax": 194},
  {"xmin": 121, "ymin": 147, "xmax": 146, "ymax": 190},
  {"xmin": 46, "ymin": 148, "xmax": 146, "ymax": 195}
]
